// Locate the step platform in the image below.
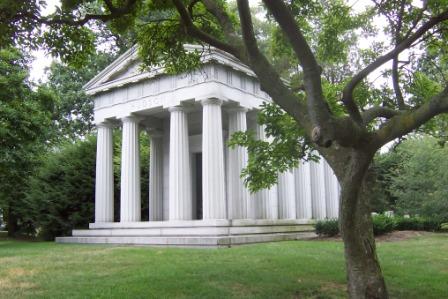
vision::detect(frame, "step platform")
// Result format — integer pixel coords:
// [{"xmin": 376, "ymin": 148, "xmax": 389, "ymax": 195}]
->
[{"xmin": 56, "ymin": 219, "xmax": 316, "ymax": 247}]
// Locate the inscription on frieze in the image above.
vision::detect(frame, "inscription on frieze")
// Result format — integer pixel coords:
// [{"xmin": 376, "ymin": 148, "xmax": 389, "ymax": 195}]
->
[{"xmin": 130, "ymin": 96, "xmax": 164, "ymax": 111}]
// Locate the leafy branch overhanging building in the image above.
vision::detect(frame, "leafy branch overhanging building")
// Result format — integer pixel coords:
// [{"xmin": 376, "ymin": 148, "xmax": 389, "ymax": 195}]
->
[{"xmin": 56, "ymin": 46, "xmax": 340, "ymax": 247}]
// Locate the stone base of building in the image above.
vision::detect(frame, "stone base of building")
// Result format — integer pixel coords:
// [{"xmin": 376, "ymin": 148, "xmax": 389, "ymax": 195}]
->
[{"xmin": 55, "ymin": 219, "xmax": 316, "ymax": 247}]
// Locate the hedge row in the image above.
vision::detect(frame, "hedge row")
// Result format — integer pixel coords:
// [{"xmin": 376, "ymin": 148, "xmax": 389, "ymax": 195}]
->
[{"xmin": 315, "ymin": 215, "xmax": 444, "ymax": 237}]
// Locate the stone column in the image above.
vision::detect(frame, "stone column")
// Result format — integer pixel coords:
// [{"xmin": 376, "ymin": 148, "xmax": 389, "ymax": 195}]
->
[
  {"xmin": 310, "ymin": 159, "xmax": 327, "ymax": 220},
  {"xmin": 168, "ymin": 106, "xmax": 192, "ymax": 220},
  {"xmin": 278, "ymin": 170, "xmax": 297, "ymax": 219},
  {"xmin": 254, "ymin": 123, "xmax": 278, "ymax": 219},
  {"xmin": 323, "ymin": 160, "xmax": 340, "ymax": 218},
  {"xmin": 120, "ymin": 116, "xmax": 141, "ymax": 222},
  {"xmin": 95, "ymin": 122, "xmax": 114, "ymax": 222},
  {"xmin": 294, "ymin": 161, "xmax": 313, "ymax": 219},
  {"xmin": 148, "ymin": 131, "xmax": 163, "ymax": 221},
  {"xmin": 254, "ymin": 186, "xmax": 278, "ymax": 219},
  {"xmin": 227, "ymin": 107, "xmax": 249, "ymax": 219},
  {"xmin": 202, "ymin": 99, "xmax": 226, "ymax": 219}
]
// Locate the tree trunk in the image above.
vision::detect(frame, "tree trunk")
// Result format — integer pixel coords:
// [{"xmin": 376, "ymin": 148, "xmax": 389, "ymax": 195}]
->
[
  {"xmin": 336, "ymin": 150, "xmax": 388, "ymax": 299},
  {"xmin": 7, "ymin": 206, "xmax": 18, "ymax": 237}
]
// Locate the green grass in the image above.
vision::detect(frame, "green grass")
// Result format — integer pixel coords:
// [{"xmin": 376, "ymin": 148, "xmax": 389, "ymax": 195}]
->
[{"xmin": 0, "ymin": 234, "xmax": 447, "ymax": 299}]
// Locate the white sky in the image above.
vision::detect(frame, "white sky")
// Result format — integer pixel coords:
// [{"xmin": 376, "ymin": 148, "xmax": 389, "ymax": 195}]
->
[
  {"xmin": 30, "ymin": 0, "xmax": 60, "ymax": 83},
  {"xmin": 30, "ymin": 0, "xmax": 377, "ymax": 83}
]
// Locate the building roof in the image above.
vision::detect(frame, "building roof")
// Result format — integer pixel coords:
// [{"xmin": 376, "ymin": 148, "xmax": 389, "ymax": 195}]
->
[{"xmin": 83, "ymin": 44, "xmax": 259, "ymax": 96}]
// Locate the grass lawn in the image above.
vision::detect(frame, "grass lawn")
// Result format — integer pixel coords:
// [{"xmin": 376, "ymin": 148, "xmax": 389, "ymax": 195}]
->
[{"xmin": 0, "ymin": 233, "xmax": 447, "ymax": 299}]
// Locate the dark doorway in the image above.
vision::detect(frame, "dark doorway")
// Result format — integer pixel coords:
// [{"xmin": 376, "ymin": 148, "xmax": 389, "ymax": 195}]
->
[{"xmin": 195, "ymin": 153, "xmax": 203, "ymax": 220}]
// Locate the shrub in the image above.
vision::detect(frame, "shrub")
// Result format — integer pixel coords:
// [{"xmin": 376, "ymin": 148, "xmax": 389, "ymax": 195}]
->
[
  {"xmin": 441, "ymin": 223, "xmax": 448, "ymax": 231},
  {"xmin": 395, "ymin": 216, "xmax": 442, "ymax": 232},
  {"xmin": 315, "ymin": 219, "xmax": 339, "ymax": 237},
  {"xmin": 372, "ymin": 215, "xmax": 396, "ymax": 236},
  {"xmin": 420, "ymin": 218, "xmax": 442, "ymax": 231},
  {"xmin": 314, "ymin": 214, "xmax": 442, "ymax": 237},
  {"xmin": 24, "ymin": 136, "xmax": 97, "ymax": 240},
  {"xmin": 394, "ymin": 216, "xmax": 423, "ymax": 231}
]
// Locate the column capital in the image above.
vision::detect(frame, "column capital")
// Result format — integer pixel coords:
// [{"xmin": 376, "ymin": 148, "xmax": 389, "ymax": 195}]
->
[
  {"xmin": 146, "ymin": 128, "xmax": 164, "ymax": 138},
  {"xmin": 121, "ymin": 115, "xmax": 143, "ymax": 123},
  {"xmin": 226, "ymin": 106, "xmax": 248, "ymax": 113},
  {"xmin": 168, "ymin": 105, "xmax": 187, "ymax": 113},
  {"xmin": 96, "ymin": 121, "xmax": 115, "ymax": 129},
  {"xmin": 200, "ymin": 98, "xmax": 223, "ymax": 106}
]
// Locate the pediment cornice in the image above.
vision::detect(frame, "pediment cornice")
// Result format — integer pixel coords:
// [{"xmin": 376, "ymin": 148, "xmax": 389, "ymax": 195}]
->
[{"xmin": 83, "ymin": 44, "xmax": 258, "ymax": 96}]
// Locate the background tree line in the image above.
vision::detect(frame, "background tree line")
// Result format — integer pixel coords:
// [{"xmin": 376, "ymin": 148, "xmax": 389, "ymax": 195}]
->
[{"xmin": 372, "ymin": 136, "xmax": 448, "ymax": 221}]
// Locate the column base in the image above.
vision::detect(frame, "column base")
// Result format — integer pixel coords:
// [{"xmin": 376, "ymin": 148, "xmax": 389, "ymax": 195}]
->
[{"xmin": 56, "ymin": 219, "xmax": 316, "ymax": 247}]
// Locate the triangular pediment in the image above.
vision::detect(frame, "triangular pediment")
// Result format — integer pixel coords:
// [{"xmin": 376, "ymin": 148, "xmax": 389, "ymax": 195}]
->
[
  {"xmin": 83, "ymin": 46, "xmax": 146, "ymax": 93},
  {"xmin": 104, "ymin": 59, "xmax": 142, "ymax": 83},
  {"xmin": 83, "ymin": 44, "xmax": 259, "ymax": 96}
]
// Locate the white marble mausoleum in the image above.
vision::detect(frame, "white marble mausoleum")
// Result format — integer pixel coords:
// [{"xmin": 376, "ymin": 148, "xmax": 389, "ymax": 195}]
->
[{"xmin": 56, "ymin": 46, "xmax": 340, "ymax": 247}]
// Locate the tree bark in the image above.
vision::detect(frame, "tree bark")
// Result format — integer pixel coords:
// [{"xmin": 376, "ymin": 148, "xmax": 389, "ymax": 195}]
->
[
  {"xmin": 334, "ymin": 150, "xmax": 388, "ymax": 299},
  {"xmin": 7, "ymin": 206, "xmax": 18, "ymax": 237}
]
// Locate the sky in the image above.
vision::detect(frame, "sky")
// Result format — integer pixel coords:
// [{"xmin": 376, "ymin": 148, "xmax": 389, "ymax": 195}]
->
[
  {"xmin": 30, "ymin": 0, "xmax": 59, "ymax": 83},
  {"xmin": 30, "ymin": 0, "xmax": 375, "ymax": 83}
]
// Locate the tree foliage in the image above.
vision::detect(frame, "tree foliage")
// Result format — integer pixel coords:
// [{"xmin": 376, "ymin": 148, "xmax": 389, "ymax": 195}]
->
[
  {"xmin": 45, "ymin": 51, "xmax": 117, "ymax": 140},
  {"xmin": 0, "ymin": 47, "xmax": 56, "ymax": 236},
  {"xmin": 381, "ymin": 137, "xmax": 448, "ymax": 220},
  {"xmin": 23, "ymin": 136, "xmax": 97, "ymax": 240}
]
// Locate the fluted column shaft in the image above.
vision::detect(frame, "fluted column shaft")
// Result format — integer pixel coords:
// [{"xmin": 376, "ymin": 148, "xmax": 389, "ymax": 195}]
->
[
  {"xmin": 266, "ymin": 186, "xmax": 279, "ymax": 219},
  {"xmin": 120, "ymin": 116, "xmax": 141, "ymax": 222},
  {"xmin": 202, "ymin": 99, "xmax": 226, "ymax": 219},
  {"xmin": 149, "ymin": 132, "xmax": 163, "ymax": 221},
  {"xmin": 254, "ymin": 123, "xmax": 278, "ymax": 219},
  {"xmin": 227, "ymin": 108, "xmax": 249, "ymax": 219},
  {"xmin": 278, "ymin": 170, "xmax": 297, "ymax": 219},
  {"xmin": 323, "ymin": 160, "xmax": 340, "ymax": 218},
  {"xmin": 168, "ymin": 106, "xmax": 192, "ymax": 220},
  {"xmin": 95, "ymin": 123, "xmax": 114, "ymax": 222},
  {"xmin": 294, "ymin": 162, "xmax": 313, "ymax": 219},
  {"xmin": 310, "ymin": 159, "xmax": 327, "ymax": 220}
]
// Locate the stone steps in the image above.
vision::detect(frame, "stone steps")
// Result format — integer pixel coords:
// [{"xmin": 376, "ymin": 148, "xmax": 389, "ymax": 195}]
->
[
  {"xmin": 72, "ymin": 225, "xmax": 314, "ymax": 237},
  {"xmin": 88, "ymin": 219, "xmax": 313, "ymax": 229},
  {"xmin": 56, "ymin": 220, "xmax": 316, "ymax": 247},
  {"xmin": 56, "ymin": 231, "xmax": 316, "ymax": 247}
]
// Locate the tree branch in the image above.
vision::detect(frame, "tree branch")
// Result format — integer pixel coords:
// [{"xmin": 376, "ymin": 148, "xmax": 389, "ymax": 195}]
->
[
  {"xmin": 201, "ymin": 0, "xmax": 235, "ymax": 37},
  {"xmin": 35, "ymin": 0, "xmax": 138, "ymax": 26},
  {"xmin": 235, "ymin": 0, "xmax": 309, "ymax": 128},
  {"xmin": 403, "ymin": 0, "xmax": 429, "ymax": 40},
  {"xmin": 171, "ymin": 0, "xmax": 240, "ymax": 57},
  {"xmin": 391, "ymin": 0, "xmax": 407, "ymax": 109},
  {"xmin": 392, "ymin": 57, "xmax": 406, "ymax": 109},
  {"xmin": 200, "ymin": 0, "xmax": 244, "ymax": 50},
  {"xmin": 188, "ymin": 0, "xmax": 201, "ymax": 16},
  {"xmin": 343, "ymin": 9, "xmax": 448, "ymax": 119},
  {"xmin": 103, "ymin": 0, "xmax": 118, "ymax": 13},
  {"xmin": 261, "ymin": 0, "xmax": 342, "ymax": 126},
  {"xmin": 362, "ymin": 106, "xmax": 403, "ymax": 125},
  {"xmin": 261, "ymin": 0, "xmax": 319, "ymax": 73},
  {"xmin": 374, "ymin": 86, "xmax": 448, "ymax": 146}
]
